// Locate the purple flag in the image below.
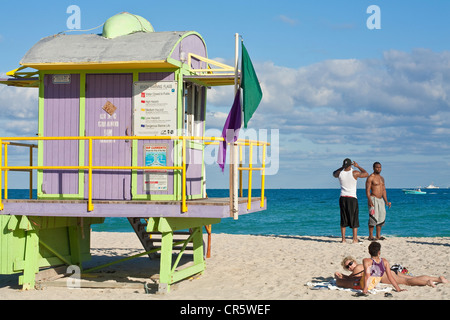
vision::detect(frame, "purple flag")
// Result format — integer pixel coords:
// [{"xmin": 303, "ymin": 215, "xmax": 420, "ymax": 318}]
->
[{"xmin": 218, "ymin": 90, "xmax": 242, "ymax": 171}]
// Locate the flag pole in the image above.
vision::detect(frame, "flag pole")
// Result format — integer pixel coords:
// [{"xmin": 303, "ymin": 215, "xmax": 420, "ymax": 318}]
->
[
  {"xmin": 234, "ymin": 33, "xmax": 239, "ymax": 94},
  {"xmin": 230, "ymin": 33, "xmax": 240, "ymax": 219}
]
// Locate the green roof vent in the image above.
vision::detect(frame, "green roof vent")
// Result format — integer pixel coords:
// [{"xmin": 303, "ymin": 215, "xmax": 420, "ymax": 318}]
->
[{"xmin": 102, "ymin": 12, "xmax": 154, "ymax": 39}]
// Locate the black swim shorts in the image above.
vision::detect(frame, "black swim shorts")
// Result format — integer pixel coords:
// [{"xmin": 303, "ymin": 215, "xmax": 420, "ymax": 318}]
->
[{"xmin": 339, "ymin": 196, "xmax": 359, "ymax": 228}]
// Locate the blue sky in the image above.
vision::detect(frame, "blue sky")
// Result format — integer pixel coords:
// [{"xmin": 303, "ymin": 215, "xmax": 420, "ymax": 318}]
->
[{"xmin": 1, "ymin": 1, "xmax": 450, "ymax": 189}]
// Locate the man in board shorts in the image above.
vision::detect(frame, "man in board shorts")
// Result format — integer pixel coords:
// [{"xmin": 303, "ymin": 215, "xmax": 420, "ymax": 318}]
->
[
  {"xmin": 365, "ymin": 162, "xmax": 391, "ymax": 240},
  {"xmin": 333, "ymin": 159, "xmax": 368, "ymax": 243}
]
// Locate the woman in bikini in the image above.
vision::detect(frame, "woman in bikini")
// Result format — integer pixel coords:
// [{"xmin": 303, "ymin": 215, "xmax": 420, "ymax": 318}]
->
[
  {"xmin": 335, "ymin": 244, "xmax": 448, "ymax": 290},
  {"xmin": 334, "ymin": 256, "xmax": 364, "ymax": 289}
]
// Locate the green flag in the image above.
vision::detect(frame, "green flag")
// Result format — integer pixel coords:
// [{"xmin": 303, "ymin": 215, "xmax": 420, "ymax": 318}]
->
[{"xmin": 241, "ymin": 42, "xmax": 262, "ymax": 128}]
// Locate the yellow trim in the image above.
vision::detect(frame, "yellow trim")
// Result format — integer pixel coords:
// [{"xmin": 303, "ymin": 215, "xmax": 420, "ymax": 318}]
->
[
  {"xmin": 260, "ymin": 143, "xmax": 266, "ymax": 208},
  {"xmin": 88, "ymin": 138, "xmax": 93, "ymax": 211},
  {"xmin": 188, "ymin": 53, "xmax": 235, "ymax": 74},
  {"xmin": 184, "ymin": 53, "xmax": 239, "ymax": 86},
  {"xmin": 182, "ymin": 138, "xmax": 187, "ymax": 213},
  {"xmin": 247, "ymin": 143, "xmax": 253, "ymax": 210},
  {"xmin": 6, "ymin": 66, "xmax": 39, "ymax": 77},
  {"xmin": 0, "ymin": 79, "xmax": 39, "ymax": 88},
  {"xmin": 186, "ymin": 53, "xmax": 238, "ymax": 86},
  {"xmin": 21, "ymin": 60, "xmax": 176, "ymax": 71},
  {"xmin": 1, "ymin": 66, "xmax": 40, "ymax": 88},
  {"xmin": 184, "ymin": 76, "xmax": 238, "ymax": 87},
  {"xmin": 3, "ymin": 144, "xmax": 6, "ymax": 200},
  {"xmin": 0, "ymin": 139, "xmax": 3, "ymax": 210}
]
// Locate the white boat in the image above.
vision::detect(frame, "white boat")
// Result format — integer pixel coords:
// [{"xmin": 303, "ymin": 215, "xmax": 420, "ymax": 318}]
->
[
  {"xmin": 402, "ymin": 188, "xmax": 427, "ymax": 195},
  {"xmin": 425, "ymin": 183, "xmax": 439, "ymax": 189}
]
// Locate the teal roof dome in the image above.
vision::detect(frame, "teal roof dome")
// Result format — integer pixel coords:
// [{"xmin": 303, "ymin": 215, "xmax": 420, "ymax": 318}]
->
[{"xmin": 102, "ymin": 12, "xmax": 154, "ymax": 39}]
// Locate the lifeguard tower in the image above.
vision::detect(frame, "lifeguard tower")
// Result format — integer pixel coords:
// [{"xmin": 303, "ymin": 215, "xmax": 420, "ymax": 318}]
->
[{"xmin": 0, "ymin": 13, "xmax": 268, "ymax": 292}]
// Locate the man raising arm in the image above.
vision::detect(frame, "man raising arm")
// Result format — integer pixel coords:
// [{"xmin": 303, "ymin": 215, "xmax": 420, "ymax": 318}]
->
[{"xmin": 333, "ymin": 159, "xmax": 368, "ymax": 243}]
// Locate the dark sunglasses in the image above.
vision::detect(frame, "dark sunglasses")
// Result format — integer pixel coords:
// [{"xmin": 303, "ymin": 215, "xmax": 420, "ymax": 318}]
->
[{"xmin": 345, "ymin": 261, "xmax": 354, "ymax": 269}]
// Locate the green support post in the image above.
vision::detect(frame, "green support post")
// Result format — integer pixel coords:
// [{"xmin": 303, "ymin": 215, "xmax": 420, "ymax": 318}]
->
[
  {"xmin": 68, "ymin": 225, "xmax": 83, "ymax": 269},
  {"xmin": 192, "ymin": 226, "xmax": 204, "ymax": 267},
  {"xmin": 20, "ymin": 229, "xmax": 39, "ymax": 290},
  {"xmin": 147, "ymin": 217, "xmax": 220, "ymax": 293},
  {"xmin": 158, "ymin": 231, "xmax": 174, "ymax": 293}
]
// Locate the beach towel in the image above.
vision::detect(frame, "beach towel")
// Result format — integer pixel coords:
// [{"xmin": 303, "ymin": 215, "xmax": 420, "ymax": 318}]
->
[
  {"xmin": 369, "ymin": 196, "xmax": 386, "ymax": 227},
  {"xmin": 306, "ymin": 279, "xmax": 392, "ymax": 294}
]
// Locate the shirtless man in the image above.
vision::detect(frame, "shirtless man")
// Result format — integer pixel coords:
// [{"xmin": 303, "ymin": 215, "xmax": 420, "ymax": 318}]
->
[{"xmin": 365, "ymin": 162, "xmax": 391, "ymax": 240}]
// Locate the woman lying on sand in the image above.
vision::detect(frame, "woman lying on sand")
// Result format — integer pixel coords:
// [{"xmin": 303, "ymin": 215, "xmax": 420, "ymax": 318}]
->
[{"xmin": 335, "ymin": 253, "xmax": 448, "ymax": 290}]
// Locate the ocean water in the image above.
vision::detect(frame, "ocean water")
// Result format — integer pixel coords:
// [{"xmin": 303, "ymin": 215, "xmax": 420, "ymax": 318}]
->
[
  {"xmin": 204, "ymin": 189, "xmax": 450, "ymax": 238},
  {"xmin": 94, "ymin": 188, "xmax": 450, "ymax": 237},
  {"xmin": 5, "ymin": 189, "xmax": 449, "ymax": 237}
]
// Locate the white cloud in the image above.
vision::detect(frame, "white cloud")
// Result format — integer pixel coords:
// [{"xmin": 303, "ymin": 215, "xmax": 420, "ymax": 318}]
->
[
  {"xmin": 253, "ymin": 49, "xmax": 450, "ymax": 136},
  {"xmin": 207, "ymin": 84, "xmax": 234, "ymax": 108},
  {"xmin": 277, "ymin": 15, "xmax": 299, "ymax": 26},
  {"xmin": 206, "ymin": 48, "xmax": 450, "ymax": 187},
  {"xmin": 0, "ymin": 85, "xmax": 38, "ymax": 136}
]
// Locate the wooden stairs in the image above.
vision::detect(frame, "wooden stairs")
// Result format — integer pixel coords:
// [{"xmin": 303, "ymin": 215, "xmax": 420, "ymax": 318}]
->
[{"xmin": 127, "ymin": 218, "xmax": 212, "ymax": 259}]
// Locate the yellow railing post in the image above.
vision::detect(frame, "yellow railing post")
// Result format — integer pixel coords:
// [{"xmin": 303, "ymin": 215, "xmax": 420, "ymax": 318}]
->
[
  {"xmin": 0, "ymin": 140, "xmax": 3, "ymax": 210},
  {"xmin": 4, "ymin": 143, "xmax": 8, "ymax": 200},
  {"xmin": 181, "ymin": 137, "xmax": 187, "ymax": 213},
  {"xmin": 87, "ymin": 138, "xmax": 94, "ymax": 212},
  {"xmin": 239, "ymin": 144, "xmax": 243, "ymax": 198},
  {"xmin": 260, "ymin": 143, "xmax": 266, "ymax": 208},
  {"xmin": 247, "ymin": 142, "xmax": 253, "ymax": 210},
  {"xmin": 29, "ymin": 145, "xmax": 33, "ymax": 199}
]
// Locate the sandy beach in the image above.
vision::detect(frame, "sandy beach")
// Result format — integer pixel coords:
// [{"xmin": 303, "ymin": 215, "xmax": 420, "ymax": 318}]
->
[{"xmin": 0, "ymin": 232, "xmax": 448, "ymax": 301}]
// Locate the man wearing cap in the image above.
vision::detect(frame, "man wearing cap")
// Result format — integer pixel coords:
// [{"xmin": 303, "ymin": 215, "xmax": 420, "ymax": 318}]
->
[{"xmin": 333, "ymin": 159, "xmax": 368, "ymax": 243}]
